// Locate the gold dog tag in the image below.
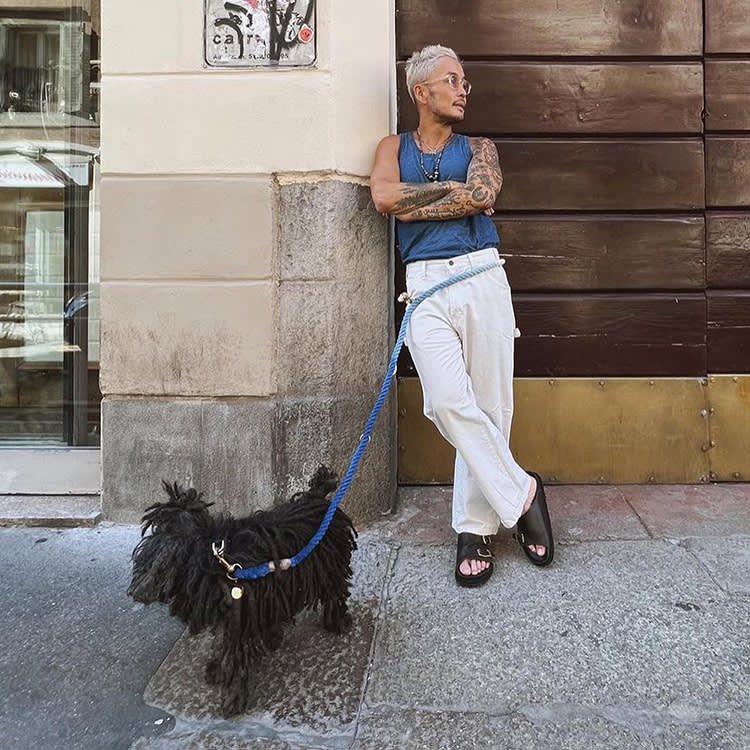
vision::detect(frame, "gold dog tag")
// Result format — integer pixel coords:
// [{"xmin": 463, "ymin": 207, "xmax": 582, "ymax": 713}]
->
[{"xmin": 231, "ymin": 586, "xmax": 243, "ymax": 600}]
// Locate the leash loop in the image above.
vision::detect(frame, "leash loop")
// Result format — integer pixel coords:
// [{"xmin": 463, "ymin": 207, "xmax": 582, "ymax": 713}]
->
[{"xmin": 232, "ymin": 261, "xmax": 501, "ymax": 580}]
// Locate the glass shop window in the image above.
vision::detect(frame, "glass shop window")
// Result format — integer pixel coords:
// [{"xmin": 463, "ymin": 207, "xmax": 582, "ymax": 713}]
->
[{"xmin": 0, "ymin": 2, "xmax": 100, "ymax": 446}]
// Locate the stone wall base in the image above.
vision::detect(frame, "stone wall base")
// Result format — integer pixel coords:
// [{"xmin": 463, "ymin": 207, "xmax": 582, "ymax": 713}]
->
[
  {"xmin": 101, "ymin": 178, "xmax": 396, "ymax": 526},
  {"xmin": 102, "ymin": 393, "xmax": 395, "ymax": 525}
]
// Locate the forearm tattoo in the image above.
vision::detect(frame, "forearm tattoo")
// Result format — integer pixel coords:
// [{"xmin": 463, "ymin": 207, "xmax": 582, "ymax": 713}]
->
[
  {"xmin": 466, "ymin": 137, "xmax": 503, "ymax": 202},
  {"xmin": 390, "ymin": 182, "xmax": 455, "ymax": 215},
  {"xmin": 396, "ymin": 138, "xmax": 503, "ymax": 221}
]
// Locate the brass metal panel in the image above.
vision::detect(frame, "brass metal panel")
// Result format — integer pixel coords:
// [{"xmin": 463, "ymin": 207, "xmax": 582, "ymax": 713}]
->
[
  {"xmin": 707, "ymin": 376, "xmax": 750, "ymax": 481},
  {"xmin": 510, "ymin": 378, "xmax": 710, "ymax": 483},
  {"xmin": 398, "ymin": 377, "xmax": 454, "ymax": 483},
  {"xmin": 398, "ymin": 377, "xmax": 710, "ymax": 484}
]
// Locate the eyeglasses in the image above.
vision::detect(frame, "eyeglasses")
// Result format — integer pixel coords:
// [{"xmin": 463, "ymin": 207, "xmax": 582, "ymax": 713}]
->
[{"xmin": 420, "ymin": 72, "xmax": 472, "ymax": 95}]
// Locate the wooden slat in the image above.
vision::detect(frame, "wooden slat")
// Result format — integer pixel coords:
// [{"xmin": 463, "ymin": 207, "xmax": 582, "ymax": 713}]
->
[
  {"xmin": 498, "ymin": 216, "xmax": 705, "ymax": 291},
  {"xmin": 706, "ymin": 138, "xmax": 750, "ymax": 208},
  {"xmin": 396, "ymin": 0, "xmax": 703, "ymax": 58},
  {"xmin": 706, "ymin": 61, "xmax": 750, "ymax": 132},
  {"xmin": 398, "ymin": 63, "xmax": 703, "ymax": 135},
  {"xmin": 706, "ymin": 0, "xmax": 750, "ymax": 54},
  {"xmin": 707, "ymin": 214, "xmax": 750, "ymax": 288},
  {"xmin": 513, "ymin": 293, "xmax": 706, "ymax": 376},
  {"xmin": 494, "ymin": 139, "xmax": 705, "ymax": 211},
  {"xmin": 708, "ymin": 292, "xmax": 750, "ymax": 372}
]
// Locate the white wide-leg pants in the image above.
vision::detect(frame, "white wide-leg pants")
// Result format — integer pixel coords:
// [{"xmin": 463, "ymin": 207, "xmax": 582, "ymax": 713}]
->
[{"xmin": 404, "ymin": 247, "xmax": 532, "ymax": 535}]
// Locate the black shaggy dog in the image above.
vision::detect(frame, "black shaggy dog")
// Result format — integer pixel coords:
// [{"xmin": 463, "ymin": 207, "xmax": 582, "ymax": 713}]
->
[{"xmin": 128, "ymin": 465, "xmax": 357, "ymax": 717}]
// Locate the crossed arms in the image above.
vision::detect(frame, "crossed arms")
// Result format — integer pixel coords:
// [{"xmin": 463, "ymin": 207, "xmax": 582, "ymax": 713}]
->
[{"xmin": 369, "ymin": 136, "xmax": 503, "ymax": 222}]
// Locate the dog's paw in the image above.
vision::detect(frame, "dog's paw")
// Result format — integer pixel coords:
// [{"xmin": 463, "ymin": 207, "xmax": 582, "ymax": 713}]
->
[
  {"xmin": 263, "ymin": 629, "xmax": 284, "ymax": 652},
  {"xmin": 205, "ymin": 658, "xmax": 221, "ymax": 685},
  {"xmin": 221, "ymin": 690, "xmax": 248, "ymax": 718},
  {"xmin": 323, "ymin": 609, "xmax": 353, "ymax": 635}
]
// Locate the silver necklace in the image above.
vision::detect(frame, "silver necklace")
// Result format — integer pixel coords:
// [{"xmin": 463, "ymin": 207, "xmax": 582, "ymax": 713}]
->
[{"xmin": 416, "ymin": 131, "xmax": 453, "ymax": 182}]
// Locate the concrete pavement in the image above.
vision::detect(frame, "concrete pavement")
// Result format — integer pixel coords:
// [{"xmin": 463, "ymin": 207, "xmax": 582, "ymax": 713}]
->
[{"xmin": 1, "ymin": 483, "xmax": 749, "ymax": 749}]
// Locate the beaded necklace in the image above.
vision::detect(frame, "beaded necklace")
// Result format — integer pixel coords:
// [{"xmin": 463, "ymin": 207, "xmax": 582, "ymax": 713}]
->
[{"xmin": 416, "ymin": 130, "xmax": 454, "ymax": 182}]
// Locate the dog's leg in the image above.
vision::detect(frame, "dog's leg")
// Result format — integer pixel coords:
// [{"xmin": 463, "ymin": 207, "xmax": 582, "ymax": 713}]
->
[
  {"xmin": 205, "ymin": 636, "xmax": 222, "ymax": 686},
  {"xmin": 219, "ymin": 636, "xmax": 251, "ymax": 717},
  {"xmin": 322, "ymin": 595, "xmax": 353, "ymax": 634},
  {"xmin": 263, "ymin": 626, "xmax": 284, "ymax": 652}
]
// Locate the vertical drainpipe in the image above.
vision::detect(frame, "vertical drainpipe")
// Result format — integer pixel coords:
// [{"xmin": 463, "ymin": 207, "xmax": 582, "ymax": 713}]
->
[{"xmin": 387, "ymin": 0, "xmax": 398, "ymax": 508}]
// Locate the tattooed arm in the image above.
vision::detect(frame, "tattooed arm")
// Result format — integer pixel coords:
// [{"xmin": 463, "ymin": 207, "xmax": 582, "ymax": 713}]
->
[
  {"xmin": 370, "ymin": 135, "xmax": 457, "ymax": 216},
  {"xmin": 369, "ymin": 135, "xmax": 502, "ymax": 222},
  {"xmin": 394, "ymin": 137, "xmax": 502, "ymax": 222}
]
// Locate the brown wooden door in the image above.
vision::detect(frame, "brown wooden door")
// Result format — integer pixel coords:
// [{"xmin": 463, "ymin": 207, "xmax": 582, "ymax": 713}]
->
[{"xmin": 395, "ymin": 0, "xmax": 750, "ymax": 482}]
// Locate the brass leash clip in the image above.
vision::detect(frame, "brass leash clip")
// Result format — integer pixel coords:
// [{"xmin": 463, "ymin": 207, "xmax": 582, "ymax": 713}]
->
[
  {"xmin": 211, "ymin": 540, "xmax": 244, "ymax": 601},
  {"xmin": 211, "ymin": 540, "xmax": 240, "ymax": 581}
]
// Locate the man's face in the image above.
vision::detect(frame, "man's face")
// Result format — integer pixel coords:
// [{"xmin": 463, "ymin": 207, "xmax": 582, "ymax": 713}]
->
[{"xmin": 414, "ymin": 57, "xmax": 468, "ymax": 124}]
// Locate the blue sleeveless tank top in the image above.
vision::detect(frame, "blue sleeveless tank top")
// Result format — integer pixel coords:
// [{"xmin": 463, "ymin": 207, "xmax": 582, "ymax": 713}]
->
[{"xmin": 396, "ymin": 132, "xmax": 500, "ymax": 264}]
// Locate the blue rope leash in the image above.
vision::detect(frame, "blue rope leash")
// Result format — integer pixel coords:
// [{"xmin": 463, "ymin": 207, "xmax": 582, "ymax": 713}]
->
[{"xmin": 233, "ymin": 261, "xmax": 500, "ymax": 580}]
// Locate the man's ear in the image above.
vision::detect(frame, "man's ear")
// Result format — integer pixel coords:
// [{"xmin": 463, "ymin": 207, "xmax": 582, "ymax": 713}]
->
[{"xmin": 413, "ymin": 84, "xmax": 429, "ymax": 106}]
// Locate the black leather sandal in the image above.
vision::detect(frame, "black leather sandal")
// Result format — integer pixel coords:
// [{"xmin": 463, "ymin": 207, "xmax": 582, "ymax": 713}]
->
[
  {"xmin": 455, "ymin": 532, "xmax": 495, "ymax": 588},
  {"xmin": 515, "ymin": 471, "xmax": 555, "ymax": 566}
]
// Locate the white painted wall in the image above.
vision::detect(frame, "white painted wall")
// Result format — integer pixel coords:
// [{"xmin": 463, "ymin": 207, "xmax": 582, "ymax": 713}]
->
[
  {"xmin": 101, "ymin": 0, "xmax": 391, "ymax": 177},
  {"xmin": 99, "ymin": 1, "xmax": 393, "ymax": 397}
]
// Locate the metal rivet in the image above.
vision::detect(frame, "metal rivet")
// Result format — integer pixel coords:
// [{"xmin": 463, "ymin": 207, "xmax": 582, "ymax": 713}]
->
[
  {"xmin": 733, "ymin": 472, "xmax": 741, "ymax": 479},
  {"xmin": 649, "ymin": 380, "xmax": 655, "ymax": 386},
  {"xmin": 599, "ymin": 380, "xmax": 605, "ymax": 387},
  {"xmin": 649, "ymin": 475, "xmax": 656, "ymax": 482},
  {"xmin": 709, "ymin": 408, "xmax": 715, "ymax": 414},
  {"xmin": 733, "ymin": 377, "xmax": 739, "ymax": 383},
  {"xmin": 700, "ymin": 409, "xmax": 707, "ymax": 418},
  {"xmin": 710, "ymin": 440, "xmax": 716, "ymax": 448},
  {"xmin": 548, "ymin": 379, "xmax": 555, "ymax": 385}
]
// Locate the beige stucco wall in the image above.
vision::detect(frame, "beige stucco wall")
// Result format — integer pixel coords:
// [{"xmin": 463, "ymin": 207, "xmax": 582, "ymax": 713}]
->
[
  {"xmin": 101, "ymin": 0, "xmax": 390, "ymax": 177},
  {"xmin": 100, "ymin": 0, "xmax": 392, "ymax": 397}
]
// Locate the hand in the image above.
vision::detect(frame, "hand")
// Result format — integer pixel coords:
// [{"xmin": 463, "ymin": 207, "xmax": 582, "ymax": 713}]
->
[{"xmin": 483, "ymin": 207, "xmax": 495, "ymax": 216}]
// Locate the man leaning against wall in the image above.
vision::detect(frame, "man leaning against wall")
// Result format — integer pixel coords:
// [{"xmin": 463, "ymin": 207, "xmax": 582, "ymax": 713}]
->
[{"xmin": 369, "ymin": 45, "xmax": 555, "ymax": 588}]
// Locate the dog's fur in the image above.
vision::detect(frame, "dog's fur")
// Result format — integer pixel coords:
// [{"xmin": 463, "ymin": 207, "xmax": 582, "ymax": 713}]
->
[{"xmin": 127, "ymin": 465, "xmax": 357, "ymax": 716}]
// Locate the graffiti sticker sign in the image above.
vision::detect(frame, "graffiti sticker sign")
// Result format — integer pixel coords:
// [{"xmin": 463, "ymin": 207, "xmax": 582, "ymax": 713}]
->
[{"xmin": 205, "ymin": 0, "xmax": 316, "ymax": 67}]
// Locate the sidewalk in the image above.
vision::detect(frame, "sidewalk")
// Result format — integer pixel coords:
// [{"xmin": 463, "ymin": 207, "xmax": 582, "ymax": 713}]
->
[{"xmin": 1, "ymin": 483, "xmax": 749, "ymax": 749}]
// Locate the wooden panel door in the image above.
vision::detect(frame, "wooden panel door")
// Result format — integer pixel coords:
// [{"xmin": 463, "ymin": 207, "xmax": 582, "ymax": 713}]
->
[
  {"xmin": 704, "ymin": 1, "xmax": 750, "ymax": 372},
  {"xmin": 396, "ymin": 0, "xmax": 708, "ymax": 378},
  {"xmin": 395, "ymin": 0, "xmax": 750, "ymax": 480}
]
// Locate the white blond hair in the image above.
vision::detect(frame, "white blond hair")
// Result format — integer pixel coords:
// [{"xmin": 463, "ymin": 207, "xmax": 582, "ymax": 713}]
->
[{"xmin": 405, "ymin": 45, "xmax": 460, "ymax": 103}]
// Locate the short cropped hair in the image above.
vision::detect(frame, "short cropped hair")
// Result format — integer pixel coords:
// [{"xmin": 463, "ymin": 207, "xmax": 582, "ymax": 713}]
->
[{"xmin": 404, "ymin": 45, "xmax": 460, "ymax": 103}]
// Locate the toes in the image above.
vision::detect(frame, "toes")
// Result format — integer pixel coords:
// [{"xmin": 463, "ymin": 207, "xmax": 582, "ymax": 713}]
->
[
  {"xmin": 460, "ymin": 559, "xmax": 490, "ymax": 577},
  {"xmin": 528, "ymin": 544, "xmax": 546, "ymax": 557}
]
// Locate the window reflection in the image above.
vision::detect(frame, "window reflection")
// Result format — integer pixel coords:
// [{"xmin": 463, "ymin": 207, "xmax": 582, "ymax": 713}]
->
[{"xmin": 0, "ymin": 3, "xmax": 100, "ymax": 447}]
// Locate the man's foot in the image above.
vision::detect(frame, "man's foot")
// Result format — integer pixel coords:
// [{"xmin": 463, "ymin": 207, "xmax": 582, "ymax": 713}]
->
[
  {"xmin": 515, "ymin": 471, "xmax": 555, "ymax": 567},
  {"xmin": 458, "ymin": 557, "xmax": 492, "ymax": 578},
  {"xmin": 455, "ymin": 533, "xmax": 494, "ymax": 587},
  {"xmin": 521, "ymin": 476, "xmax": 546, "ymax": 558}
]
